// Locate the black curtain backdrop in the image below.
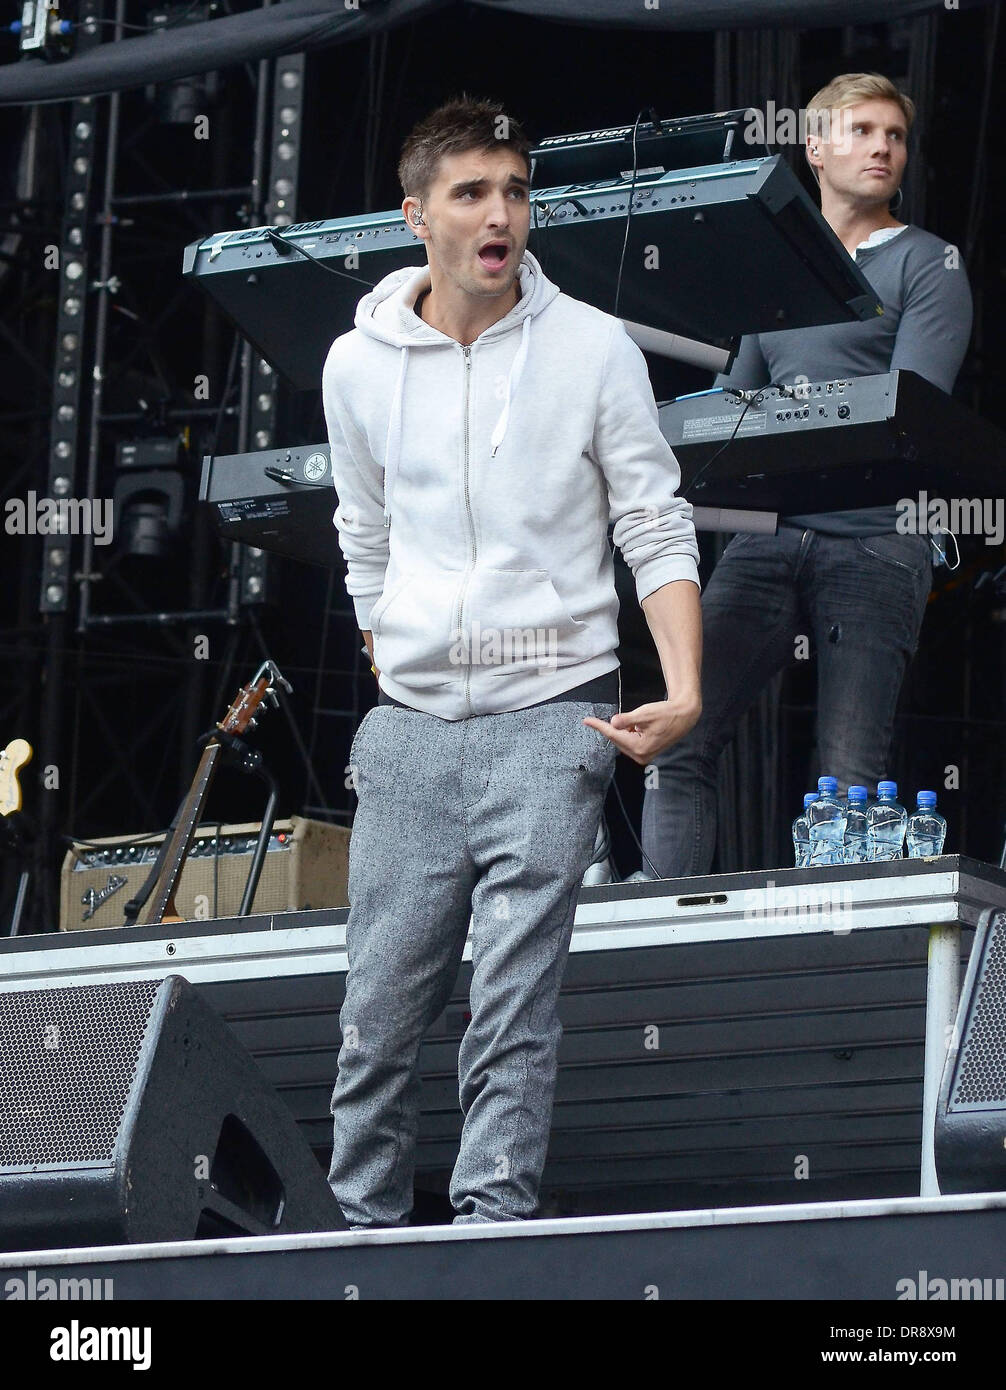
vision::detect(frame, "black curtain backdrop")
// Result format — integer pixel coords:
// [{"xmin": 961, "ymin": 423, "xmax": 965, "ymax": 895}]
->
[{"xmin": 0, "ymin": 0, "xmax": 991, "ymax": 105}]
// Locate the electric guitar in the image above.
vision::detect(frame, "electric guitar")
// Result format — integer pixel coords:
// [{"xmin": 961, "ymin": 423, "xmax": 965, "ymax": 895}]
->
[
  {"xmin": 0, "ymin": 739, "xmax": 32, "ymax": 818},
  {"xmin": 137, "ymin": 661, "xmax": 290, "ymax": 927}
]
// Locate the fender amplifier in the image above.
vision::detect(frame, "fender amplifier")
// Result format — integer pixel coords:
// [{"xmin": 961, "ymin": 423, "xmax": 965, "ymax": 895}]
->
[{"xmin": 59, "ymin": 815, "xmax": 349, "ymax": 931}]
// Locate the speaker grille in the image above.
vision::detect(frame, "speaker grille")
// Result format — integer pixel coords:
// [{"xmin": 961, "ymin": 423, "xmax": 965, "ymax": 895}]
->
[
  {"xmin": 953, "ymin": 913, "xmax": 1006, "ymax": 1108},
  {"xmin": 0, "ymin": 980, "xmax": 163, "ymax": 1167}
]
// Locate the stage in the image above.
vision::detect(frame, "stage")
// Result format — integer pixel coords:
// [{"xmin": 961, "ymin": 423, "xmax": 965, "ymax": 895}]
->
[{"xmin": 2, "ymin": 856, "xmax": 1004, "ymax": 1288}]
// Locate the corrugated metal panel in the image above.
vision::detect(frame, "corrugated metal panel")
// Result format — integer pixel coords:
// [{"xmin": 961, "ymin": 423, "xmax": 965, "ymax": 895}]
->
[{"xmin": 2, "ymin": 856, "xmax": 1003, "ymax": 1212}]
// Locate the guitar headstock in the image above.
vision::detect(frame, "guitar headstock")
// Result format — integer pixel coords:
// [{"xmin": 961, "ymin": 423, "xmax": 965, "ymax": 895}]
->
[
  {"xmin": 0, "ymin": 739, "xmax": 33, "ymax": 817},
  {"xmin": 217, "ymin": 661, "xmax": 292, "ymax": 737}
]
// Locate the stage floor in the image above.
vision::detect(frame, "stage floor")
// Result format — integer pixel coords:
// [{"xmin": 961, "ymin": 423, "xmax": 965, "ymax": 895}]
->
[{"xmin": 1, "ymin": 1193, "xmax": 1004, "ymax": 1300}]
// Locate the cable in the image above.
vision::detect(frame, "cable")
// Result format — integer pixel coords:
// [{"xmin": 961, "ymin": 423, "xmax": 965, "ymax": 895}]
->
[
  {"xmin": 684, "ymin": 389, "xmax": 762, "ymax": 494},
  {"xmin": 530, "ymin": 196, "xmax": 563, "ymax": 277},
  {"xmin": 264, "ymin": 229, "xmax": 377, "ymax": 290},
  {"xmin": 262, "ymin": 466, "xmax": 330, "ymax": 488},
  {"xmin": 205, "ymin": 328, "xmax": 242, "ymax": 457},
  {"xmin": 81, "ymin": 0, "xmax": 215, "ymax": 33},
  {"xmin": 964, "ymin": 0, "xmax": 999, "ymax": 267},
  {"xmin": 931, "ymin": 528, "xmax": 961, "ymax": 572},
  {"xmin": 63, "ymin": 830, "xmax": 169, "ymax": 848},
  {"xmin": 607, "ymin": 770, "xmax": 662, "ymax": 881},
  {"xmin": 531, "ymin": 174, "xmax": 621, "ymax": 279},
  {"xmin": 613, "ymin": 108, "xmax": 651, "ymax": 320},
  {"xmin": 684, "ymin": 380, "xmax": 798, "ymax": 494}
]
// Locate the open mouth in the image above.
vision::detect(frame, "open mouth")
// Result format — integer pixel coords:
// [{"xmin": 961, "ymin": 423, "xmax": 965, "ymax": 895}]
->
[{"xmin": 477, "ymin": 241, "xmax": 510, "ymax": 269}]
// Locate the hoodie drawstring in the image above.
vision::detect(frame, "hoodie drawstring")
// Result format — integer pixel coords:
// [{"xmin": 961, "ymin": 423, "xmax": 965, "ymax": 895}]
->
[
  {"xmin": 490, "ymin": 314, "xmax": 531, "ymax": 458},
  {"xmin": 383, "ymin": 313, "xmax": 532, "ymax": 526},
  {"xmin": 383, "ymin": 345, "xmax": 409, "ymax": 527}
]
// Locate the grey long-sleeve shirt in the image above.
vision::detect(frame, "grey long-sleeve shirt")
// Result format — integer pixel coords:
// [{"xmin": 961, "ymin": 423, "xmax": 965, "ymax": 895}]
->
[{"xmin": 712, "ymin": 223, "xmax": 973, "ymax": 535}]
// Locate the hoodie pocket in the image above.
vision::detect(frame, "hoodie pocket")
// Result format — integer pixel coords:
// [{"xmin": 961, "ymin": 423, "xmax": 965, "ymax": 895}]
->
[
  {"xmin": 461, "ymin": 567, "xmax": 589, "ymax": 673},
  {"xmin": 371, "ymin": 568, "xmax": 466, "ymax": 680},
  {"xmin": 369, "ymin": 573, "xmax": 410, "ymax": 637}
]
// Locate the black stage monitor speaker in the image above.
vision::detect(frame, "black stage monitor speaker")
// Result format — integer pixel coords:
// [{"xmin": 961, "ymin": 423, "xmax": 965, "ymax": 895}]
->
[
  {"xmin": 0, "ymin": 975, "xmax": 347, "ymax": 1251},
  {"xmin": 935, "ymin": 908, "xmax": 1006, "ymax": 1194}
]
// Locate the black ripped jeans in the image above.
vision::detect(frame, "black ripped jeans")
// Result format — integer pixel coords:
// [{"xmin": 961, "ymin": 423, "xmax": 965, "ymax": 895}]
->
[{"xmin": 640, "ymin": 526, "xmax": 933, "ymax": 878}]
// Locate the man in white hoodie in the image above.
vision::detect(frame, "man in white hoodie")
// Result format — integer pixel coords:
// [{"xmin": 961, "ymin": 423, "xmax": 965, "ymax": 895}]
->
[{"xmin": 324, "ymin": 96, "xmax": 701, "ymax": 1227}]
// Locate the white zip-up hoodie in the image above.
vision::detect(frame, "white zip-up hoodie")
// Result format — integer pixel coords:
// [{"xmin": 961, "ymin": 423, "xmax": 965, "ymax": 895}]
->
[{"xmin": 323, "ymin": 248, "xmax": 699, "ymax": 720}]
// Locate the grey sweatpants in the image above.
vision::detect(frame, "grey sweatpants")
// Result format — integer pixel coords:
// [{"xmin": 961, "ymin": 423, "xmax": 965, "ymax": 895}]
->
[{"xmin": 328, "ymin": 696, "xmax": 618, "ymax": 1227}]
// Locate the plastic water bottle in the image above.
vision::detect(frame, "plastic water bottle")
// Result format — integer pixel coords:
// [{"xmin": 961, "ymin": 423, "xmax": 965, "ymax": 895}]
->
[
  {"xmin": 844, "ymin": 786, "xmax": 870, "ymax": 864},
  {"xmin": 906, "ymin": 791, "xmax": 947, "ymax": 858},
  {"xmin": 792, "ymin": 792, "xmax": 817, "ymax": 867},
  {"xmin": 867, "ymin": 780, "xmax": 907, "ymax": 861},
  {"xmin": 808, "ymin": 776, "xmax": 847, "ymax": 867}
]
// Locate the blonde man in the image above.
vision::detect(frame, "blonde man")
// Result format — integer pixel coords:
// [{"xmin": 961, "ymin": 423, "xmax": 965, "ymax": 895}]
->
[{"xmin": 642, "ymin": 72, "xmax": 972, "ymax": 878}]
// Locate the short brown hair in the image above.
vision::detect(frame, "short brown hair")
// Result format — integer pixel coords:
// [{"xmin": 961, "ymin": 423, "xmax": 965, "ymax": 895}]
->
[
  {"xmin": 397, "ymin": 95, "xmax": 532, "ymax": 203},
  {"xmin": 806, "ymin": 72, "xmax": 915, "ymax": 139}
]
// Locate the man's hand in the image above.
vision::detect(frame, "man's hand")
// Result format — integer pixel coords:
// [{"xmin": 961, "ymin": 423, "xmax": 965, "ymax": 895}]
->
[
  {"xmin": 361, "ymin": 629, "xmax": 380, "ymax": 683},
  {"xmin": 584, "ymin": 695, "xmax": 701, "ymax": 767},
  {"xmin": 584, "ymin": 578, "xmax": 702, "ymax": 766}
]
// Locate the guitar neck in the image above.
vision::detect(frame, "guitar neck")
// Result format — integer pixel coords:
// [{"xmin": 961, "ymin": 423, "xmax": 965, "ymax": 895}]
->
[{"xmin": 138, "ymin": 742, "xmax": 222, "ymax": 927}]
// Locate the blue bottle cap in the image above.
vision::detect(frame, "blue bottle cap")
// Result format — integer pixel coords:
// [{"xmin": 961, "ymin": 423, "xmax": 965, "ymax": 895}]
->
[
  {"xmin": 847, "ymin": 786, "xmax": 868, "ymax": 801},
  {"xmin": 803, "ymin": 793, "xmax": 817, "ymax": 808},
  {"xmin": 818, "ymin": 776, "xmax": 838, "ymax": 793},
  {"xmin": 877, "ymin": 779, "xmax": 898, "ymax": 797},
  {"xmin": 916, "ymin": 790, "xmax": 938, "ymax": 808}
]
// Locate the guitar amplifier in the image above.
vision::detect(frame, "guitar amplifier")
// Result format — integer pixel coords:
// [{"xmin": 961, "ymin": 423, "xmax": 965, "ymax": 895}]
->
[{"xmin": 59, "ymin": 816, "xmax": 349, "ymax": 932}]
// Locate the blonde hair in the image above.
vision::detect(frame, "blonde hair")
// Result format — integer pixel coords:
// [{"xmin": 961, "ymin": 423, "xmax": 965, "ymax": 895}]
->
[{"xmin": 805, "ymin": 72, "xmax": 915, "ymax": 184}]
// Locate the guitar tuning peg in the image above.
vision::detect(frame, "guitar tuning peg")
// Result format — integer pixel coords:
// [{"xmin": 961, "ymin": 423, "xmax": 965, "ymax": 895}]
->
[{"xmin": 248, "ymin": 717, "xmax": 258, "ymax": 730}]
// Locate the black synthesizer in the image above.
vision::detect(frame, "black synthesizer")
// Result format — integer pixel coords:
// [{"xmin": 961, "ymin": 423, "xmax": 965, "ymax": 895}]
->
[
  {"xmin": 200, "ymin": 372, "xmax": 1006, "ymax": 564},
  {"xmin": 659, "ymin": 369, "xmax": 1006, "ymax": 514}
]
